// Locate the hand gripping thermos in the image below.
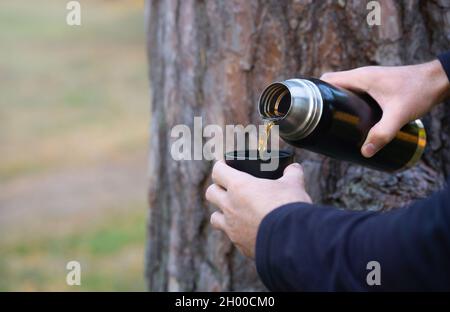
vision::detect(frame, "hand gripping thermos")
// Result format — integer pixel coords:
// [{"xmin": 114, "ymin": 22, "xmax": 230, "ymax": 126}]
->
[{"xmin": 258, "ymin": 78, "xmax": 426, "ymax": 172}]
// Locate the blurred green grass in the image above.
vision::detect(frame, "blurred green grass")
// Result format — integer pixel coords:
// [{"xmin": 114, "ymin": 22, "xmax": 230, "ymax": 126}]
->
[
  {"xmin": 0, "ymin": 0, "xmax": 149, "ymax": 291},
  {"xmin": 0, "ymin": 205, "xmax": 146, "ymax": 291},
  {"xmin": 0, "ymin": 0, "xmax": 149, "ymax": 180}
]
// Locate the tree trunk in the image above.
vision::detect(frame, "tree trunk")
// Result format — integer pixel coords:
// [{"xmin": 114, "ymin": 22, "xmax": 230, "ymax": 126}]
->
[{"xmin": 145, "ymin": 0, "xmax": 450, "ymax": 291}]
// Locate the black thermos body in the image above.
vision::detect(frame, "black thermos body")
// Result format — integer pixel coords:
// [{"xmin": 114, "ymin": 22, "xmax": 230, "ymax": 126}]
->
[{"xmin": 258, "ymin": 78, "xmax": 426, "ymax": 172}]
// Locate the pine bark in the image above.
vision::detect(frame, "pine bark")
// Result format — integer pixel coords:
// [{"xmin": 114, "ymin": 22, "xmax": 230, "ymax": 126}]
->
[{"xmin": 145, "ymin": 0, "xmax": 450, "ymax": 291}]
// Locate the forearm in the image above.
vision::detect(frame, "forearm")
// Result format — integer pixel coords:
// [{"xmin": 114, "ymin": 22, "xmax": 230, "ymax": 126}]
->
[
  {"xmin": 255, "ymin": 184, "xmax": 450, "ymax": 291},
  {"xmin": 424, "ymin": 58, "xmax": 450, "ymax": 104},
  {"xmin": 256, "ymin": 203, "xmax": 378, "ymax": 291}
]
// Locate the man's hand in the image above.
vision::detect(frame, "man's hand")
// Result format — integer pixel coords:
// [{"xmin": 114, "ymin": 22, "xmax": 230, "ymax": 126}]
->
[
  {"xmin": 321, "ymin": 60, "xmax": 449, "ymax": 158},
  {"xmin": 205, "ymin": 161, "xmax": 312, "ymax": 258}
]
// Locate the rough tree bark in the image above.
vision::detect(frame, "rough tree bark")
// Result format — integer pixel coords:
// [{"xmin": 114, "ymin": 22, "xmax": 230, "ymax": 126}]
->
[{"xmin": 145, "ymin": 0, "xmax": 450, "ymax": 291}]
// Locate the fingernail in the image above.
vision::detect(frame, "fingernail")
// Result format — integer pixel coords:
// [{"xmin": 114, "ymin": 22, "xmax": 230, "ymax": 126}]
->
[{"xmin": 362, "ymin": 143, "xmax": 376, "ymax": 158}]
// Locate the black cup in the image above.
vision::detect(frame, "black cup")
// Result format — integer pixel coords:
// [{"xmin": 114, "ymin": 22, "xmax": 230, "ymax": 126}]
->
[{"xmin": 224, "ymin": 150, "xmax": 294, "ymax": 179}]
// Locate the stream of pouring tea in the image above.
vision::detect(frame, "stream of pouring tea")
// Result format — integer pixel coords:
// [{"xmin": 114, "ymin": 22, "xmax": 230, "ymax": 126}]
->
[{"xmin": 258, "ymin": 120, "xmax": 275, "ymax": 156}]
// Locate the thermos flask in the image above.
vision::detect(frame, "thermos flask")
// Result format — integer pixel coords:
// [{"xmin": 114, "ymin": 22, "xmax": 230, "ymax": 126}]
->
[{"xmin": 258, "ymin": 78, "xmax": 426, "ymax": 172}]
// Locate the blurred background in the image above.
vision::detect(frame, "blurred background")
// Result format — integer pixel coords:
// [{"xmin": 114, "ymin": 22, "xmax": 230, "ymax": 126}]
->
[{"xmin": 0, "ymin": 0, "xmax": 148, "ymax": 290}]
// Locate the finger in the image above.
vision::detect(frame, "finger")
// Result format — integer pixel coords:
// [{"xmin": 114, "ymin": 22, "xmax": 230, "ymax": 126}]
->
[
  {"xmin": 361, "ymin": 111, "xmax": 404, "ymax": 158},
  {"xmin": 210, "ymin": 211, "xmax": 226, "ymax": 231},
  {"xmin": 280, "ymin": 163, "xmax": 304, "ymax": 186},
  {"xmin": 320, "ymin": 67, "xmax": 372, "ymax": 93},
  {"xmin": 211, "ymin": 160, "xmax": 249, "ymax": 189},
  {"xmin": 205, "ymin": 184, "xmax": 229, "ymax": 211}
]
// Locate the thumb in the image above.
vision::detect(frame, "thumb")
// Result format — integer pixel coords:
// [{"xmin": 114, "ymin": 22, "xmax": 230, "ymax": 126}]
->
[
  {"xmin": 280, "ymin": 163, "xmax": 305, "ymax": 185},
  {"xmin": 362, "ymin": 113, "xmax": 403, "ymax": 158},
  {"xmin": 320, "ymin": 68, "xmax": 371, "ymax": 93}
]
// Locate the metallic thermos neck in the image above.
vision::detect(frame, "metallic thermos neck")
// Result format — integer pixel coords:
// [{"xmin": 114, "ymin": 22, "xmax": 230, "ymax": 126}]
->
[{"xmin": 258, "ymin": 79, "xmax": 323, "ymax": 140}]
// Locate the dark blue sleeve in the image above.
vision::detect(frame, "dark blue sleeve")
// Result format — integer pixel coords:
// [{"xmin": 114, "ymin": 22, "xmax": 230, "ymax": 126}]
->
[
  {"xmin": 255, "ymin": 184, "xmax": 450, "ymax": 291},
  {"xmin": 437, "ymin": 51, "xmax": 450, "ymax": 81}
]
